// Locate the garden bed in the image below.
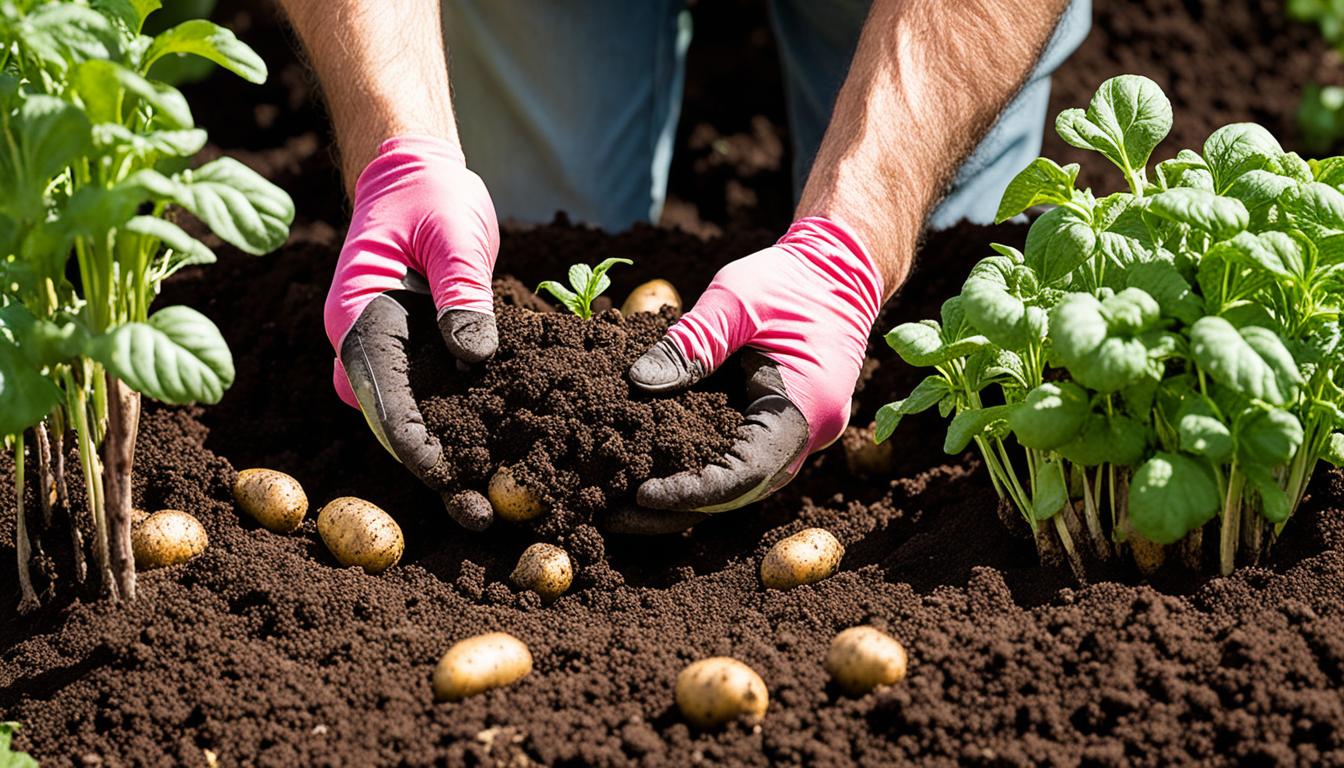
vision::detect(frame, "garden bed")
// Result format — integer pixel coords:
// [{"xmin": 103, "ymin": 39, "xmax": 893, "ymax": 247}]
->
[{"xmin": 4, "ymin": 0, "xmax": 1344, "ymax": 765}]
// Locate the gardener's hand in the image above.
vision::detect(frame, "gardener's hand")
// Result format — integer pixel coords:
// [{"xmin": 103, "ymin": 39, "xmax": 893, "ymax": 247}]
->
[
  {"xmin": 324, "ymin": 134, "xmax": 500, "ymax": 530},
  {"xmin": 604, "ymin": 216, "xmax": 884, "ymax": 534}
]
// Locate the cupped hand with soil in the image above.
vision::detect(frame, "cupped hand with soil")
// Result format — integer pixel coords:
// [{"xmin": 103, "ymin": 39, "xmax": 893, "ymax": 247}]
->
[
  {"xmin": 324, "ymin": 135, "xmax": 502, "ymax": 531},
  {"xmin": 605, "ymin": 217, "xmax": 884, "ymax": 534}
]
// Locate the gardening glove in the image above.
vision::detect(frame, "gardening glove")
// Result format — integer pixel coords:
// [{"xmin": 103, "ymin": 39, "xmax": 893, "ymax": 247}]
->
[
  {"xmin": 604, "ymin": 216, "xmax": 884, "ymax": 534},
  {"xmin": 324, "ymin": 134, "xmax": 500, "ymax": 531}
]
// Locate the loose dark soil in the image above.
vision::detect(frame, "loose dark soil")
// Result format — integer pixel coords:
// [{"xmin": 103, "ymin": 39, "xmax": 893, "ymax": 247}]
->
[
  {"xmin": 5, "ymin": 0, "xmax": 1344, "ymax": 766},
  {"xmin": 409, "ymin": 301, "xmax": 741, "ymax": 563}
]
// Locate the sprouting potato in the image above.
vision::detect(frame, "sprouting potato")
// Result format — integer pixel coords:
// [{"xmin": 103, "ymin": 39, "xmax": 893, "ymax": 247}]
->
[
  {"xmin": 620, "ymin": 279, "xmax": 681, "ymax": 315},
  {"xmin": 510, "ymin": 543, "xmax": 573, "ymax": 601},
  {"xmin": 825, "ymin": 626, "xmax": 908, "ymax": 694},
  {"xmin": 233, "ymin": 468, "xmax": 309, "ymax": 533},
  {"xmin": 433, "ymin": 632, "xmax": 533, "ymax": 701},
  {"xmin": 759, "ymin": 527, "xmax": 844, "ymax": 590},
  {"xmin": 488, "ymin": 467, "xmax": 545, "ymax": 522},
  {"xmin": 317, "ymin": 497, "xmax": 404, "ymax": 574},
  {"xmin": 675, "ymin": 657, "xmax": 769, "ymax": 728},
  {"xmin": 131, "ymin": 510, "xmax": 207, "ymax": 570}
]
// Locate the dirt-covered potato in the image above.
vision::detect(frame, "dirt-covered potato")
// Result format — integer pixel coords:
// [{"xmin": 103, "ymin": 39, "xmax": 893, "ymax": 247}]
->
[
  {"xmin": 131, "ymin": 507, "xmax": 149, "ymax": 526},
  {"xmin": 488, "ymin": 467, "xmax": 545, "ymax": 522},
  {"xmin": 842, "ymin": 424, "xmax": 894, "ymax": 477},
  {"xmin": 131, "ymin": 510, "xmax": 208, "ymax": 569},
  {"xmin": 825, "ymin": 626, "xmax": 908, "ymax": 694},
  {"xmin": 233, "ymin": 468, "xmax": 309, "ymax": 533},
  {"xmin": 620, "ymin": 279, "xmax": 681, "ymax": 315},
  {"xmin": 759, "ymin": 527, "xmax": 844, "ymax": 590},
  {"xmin": 510, "ymin": 543, "xmax": 573, "ymax": 601},
  {"xmin": 675, "ymin": 657, "xmax": 769, "ymax": 728},
  {"xmin": 317, "ymin": 497, "xmax": 404, "ymax": 574},
  {"xmin": 433, "ymin": 632, "xmax": 533, "ymax": 701}
]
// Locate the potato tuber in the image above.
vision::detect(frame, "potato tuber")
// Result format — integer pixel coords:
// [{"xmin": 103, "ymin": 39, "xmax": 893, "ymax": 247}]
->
[
  {"xmin": 233, "ymin": 468, "xmax": 308, "ymax": 533},
  {"xmin": 317, "ymin": 497, "xmax": 404, "ymax": 574},
  {"xmin": 675, "ymin": 657, "xmax": 768, "ymax": 728},
  {"xmin": 488, "ymin": 467, "xmax": 545, "ymax": 522},
  {"xmin": 825, "ymin": 626, "xmax": 908, "ymax": 694},
  {"xmin": 620, "ymin": 279, "xmax": 681, "ymax": 315},
  {"xmin": 131, "ymin": 510, "xmax": 207, "ymax": 569},
  {"xmin": 510, "ymin": 543, "xmax": 573, "ymax": 601},
  {"xmin": 433, "ymin": 632, "xmax": 533, "ymax": 701},
  {"xmin": 759, "ymin": 527, "xmax": 843, "ymax": 590}
]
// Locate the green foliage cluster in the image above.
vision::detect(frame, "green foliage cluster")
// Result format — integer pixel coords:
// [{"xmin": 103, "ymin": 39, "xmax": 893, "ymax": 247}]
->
[
  {"xmin": 0, "ymin": 0, "xmax": 293, "ymax": 605},
  {"xmin": 879, "ymin": 75, "xmax": 1344, "ymax": 576},
  {"xmin": 537, "ymin": 257, "xmax": 631, "ymax": 319},
  {"xmin": 0, "ymin": 723, "xmax": 37, "ymax": 768}
]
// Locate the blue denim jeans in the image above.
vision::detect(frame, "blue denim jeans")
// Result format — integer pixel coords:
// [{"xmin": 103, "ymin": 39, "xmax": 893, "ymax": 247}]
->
[{"xmin": 443, "ymin": 0, "xmax": 1091, "ymax": 230}]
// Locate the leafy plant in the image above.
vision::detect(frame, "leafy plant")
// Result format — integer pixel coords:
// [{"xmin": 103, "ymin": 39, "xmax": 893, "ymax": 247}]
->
[
  {"xmin": 878, "ymin": 74, "xmax": 1344, "ymax": 578},
  {"xmin": 0, "ymin": 723, "xmax": 37, "ymax": 768},
  {"xmin": 0, "ymin": 0, "xmax": 293, "ymax": 609},
  {"xmin": 537, "ymin": 257, "xmax": 632, "ymax": 319},
  {"xmin": 1290, "ymin": 0, "xmax": 1344, "ymax": 153}
]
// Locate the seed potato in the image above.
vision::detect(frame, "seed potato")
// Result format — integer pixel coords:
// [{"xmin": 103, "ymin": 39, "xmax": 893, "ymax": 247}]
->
[
  {"xmin": 317, "ymin": 496, "xmax": 404, "ymax": 574},
  {"xmin": 759, "ymin": 527, "xmax": 844, "ymax": 590},
  {"xmin": 675, "ymin": 657, "xmax": 769, "ymax": 728},
  {"xmin": 621, "ymin": 279, "xmax": 681, "ymax": 315},
  {"xmin": 488, "ymin": 467, "xmax": 545, "ymax": 522},
  {"xmin": 433, "ymin": 632, "xmax": 533, "ymax": 701},
  {"xmin": 510, "ymin": 543, "xmax": 573, "ymax": 601},
  {"xmin": 233, "ymin": 468, "xmax": 308, "ymax": 533},
  {"xmin": 131, "ymin": 510, "xmax": 208, "ymax": 569},
  {"xmin": 825, "ymin": 626, "xmax": 908, "ymax": 694}
]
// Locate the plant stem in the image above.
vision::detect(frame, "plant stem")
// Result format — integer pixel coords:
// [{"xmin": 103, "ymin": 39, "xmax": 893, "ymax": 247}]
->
[
  {"xmin": 68, "ymin": 374, "xmax": 114, "ymax": 598},
  {"xmin": 50, "ymin": 408, "xmax": 84, "ymax": 585},
  {"xmin": 13, "ymin": 433, "xmax": 39, "ymax": 613},
  {"xmin": 102, "ymin": 375, "xmax": 139, "ymax": 602},
  {"xmin": 1052, "ymin": 513, "xmax": 1087, "ymax": 582},
  {"xmin": 1219, "ymin": 465, "xmax": 1245, "ymax": 576},
  {"xmin": 1078, "ymin": 465, "xmax": 1111, "ymax": 559},
  {"xmin": 34, "ymin": 421, "xmax": 54, "ymax": 527}
]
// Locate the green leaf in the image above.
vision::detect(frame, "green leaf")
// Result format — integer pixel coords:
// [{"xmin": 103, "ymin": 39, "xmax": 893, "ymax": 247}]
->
[
  {"xmin": 1124, "ymin": 261, "xmax": 1202, "ymax": 324},
  {"xmin": 995, "ymin": 158, "xmax": 1081, "ymax": 223},
  {"xmin": 1225, "ymin": 170, "xmax": 1297, "ymax": 226},
  {"xmin": 1207, "ymin": 231, "xmax": 1304, "ymax": 281},
  {"xmin": 0, "ymin": 95, "xmax": 93, "ymax": 222},
  {"xmin": 1050, "ymin": 291, "xmax": 1158, "ymax": 393},
  {"xmin": 1032, "ymin": 460, "xmax": 1069, "ymax": 521},
  {"xmin": 567, "ymin": 263, "xmax": 593, "ymax": 295},
  {"xmin": 945, "ymin": 404, "xmax": 1013, "ymax": 454},
  {"xmin": 1154, "ymin": 149, "xmax": 1213, "ymax": 191},
  {"xmin": 93, "ymin": 0, "xmax": 161, "ymax": 33},
  {"xmin": 69, "ymin": 60, "xmax": 193, "ymax": 129},
  {"xmin": 1189, "ymin": 316, "xmax": 1302, "ymax": 405},
  {"xmin": 1143, "ymin": 188, "xmax": 1249, "ymax": 240},
  {"xmin": 92, "ymin": 124, "xmax": 207, "ymax": 158},
  {"xmin": 135, "ymin": 158, "xmax": 295, "ymax": 255},
  {"xmin": 1236, "ymin": 406, "xmax": 1304, "ymax": 466},
  {"xmin": 1322, "ymin": 433, "xmax": 1344, "ymax": 467},
  {"xmin": 142, "ymin": 19, "xmax": 268, "ymax": 83},
  {"xmin": 1008, "ymin": 381, "xmax": 1090, "ymax": 450},
  {"xmin": 884, "ymin": 321, "xmax": 988, "ymax": 367},
  {"xmin": 1054, "ymin": 75, "xmax": 1172, "ymax": 181},
  {"xmin": 17, "ymin": 3, "xmax": 119, "ymax": 72},
  {"xmin": 960, "ymin": 256, "xmax": 1046, "ymax": 349},
  {"xmin": 1202, "ymin": 123, "xmax": 1284, "ymax": 193},
  {"xmin": 0, "ymin": 722, "xmax": 39, "ymax": 768},
  {"xmin": 1057, "ymin": 413, "xmax": 1149, "ymax": 466},
  {"xmin": 1023, "ymin": 206, "xmax": 1097, "ymax": 285},
  {"xmin": 874, "ymin": 375, "xmax": 950, "ymax": 443},
  {"xmin": 88, "ymin": 306, "xmax": 235, "ymax": 405},
  {"xmin": 1129, "ymin": 452, "xmax": 1221, "ymax": 545},
  {"xmin": 1280, "ymin": 182, "xmax": 1344, "ymax": 240},
  {"xmin": 1176, "ymin": 397, "xmax": 1233, "ymax": 461},
  {"xmin": 536, "ymin": 280, "xmax": 581, "ymax": 315},
  {"xmin": 0, "ymin": 339, "xmax": 62, "ymax": 436}
]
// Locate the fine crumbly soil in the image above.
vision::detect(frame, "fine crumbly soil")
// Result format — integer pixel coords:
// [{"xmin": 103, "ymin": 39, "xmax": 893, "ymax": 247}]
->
[
  {"xmin": 6, "ymin": 0, "xmax": 1344, "ymax": 766},
  {"xmin": 409, "ymin": 301, "xmax": 741, "ymax": 558}
]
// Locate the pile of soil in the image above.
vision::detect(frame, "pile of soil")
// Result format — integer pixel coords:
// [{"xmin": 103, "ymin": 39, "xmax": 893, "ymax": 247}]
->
[
  {"xmin": 6, "ymin": 0, "xmax": 1344, "ymax": 765},
  {"xmin": 408, "ymin": 300, "xmax": 741, "ymax": 556}
]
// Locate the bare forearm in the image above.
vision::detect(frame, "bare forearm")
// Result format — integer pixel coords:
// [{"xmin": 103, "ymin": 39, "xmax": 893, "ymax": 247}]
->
[
  {"xmin": 798, "ymin": 0, "xmax": 1069, "ymax": 298},
  {"xmin": 277, "ymin": 0, "xmax": 459, "ymax": 197}
]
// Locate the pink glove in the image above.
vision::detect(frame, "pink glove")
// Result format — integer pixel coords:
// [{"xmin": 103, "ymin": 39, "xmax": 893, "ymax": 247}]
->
[
  {"xmin": 324, "ymin": 134, "xmax": 501, "ymax": 530},
  {"xmin": 607, "ymin": 216, "xmax": 884, "ymax": 533}
]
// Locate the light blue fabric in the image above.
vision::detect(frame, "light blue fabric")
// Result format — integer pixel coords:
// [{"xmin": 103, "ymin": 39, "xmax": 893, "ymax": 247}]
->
[{"xmin": 443, "ymin": 0, "xmax": 1091, "ymax": 230}]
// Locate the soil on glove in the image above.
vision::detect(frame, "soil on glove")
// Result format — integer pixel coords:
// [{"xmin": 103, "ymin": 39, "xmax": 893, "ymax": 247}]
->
[
  {"xmin": 408, "ymin": 301, "xmax": 741, "ymax": 560},
  {"xmin": 6, "ymin": 0, "xmax": 1344, "ymax": 766}
]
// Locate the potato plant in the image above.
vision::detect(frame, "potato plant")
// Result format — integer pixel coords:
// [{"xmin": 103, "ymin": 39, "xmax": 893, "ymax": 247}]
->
[
  {"xmin": 879, "ymin": 75, "xmax": 1344, "ymax": 577},
  {"xmin": 0, "ymin": 0, "xmax": 293, "ymax": 608},
  {"xmin": 536, "ymin": 257, "xmax": 631, "ymax": 319}
]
